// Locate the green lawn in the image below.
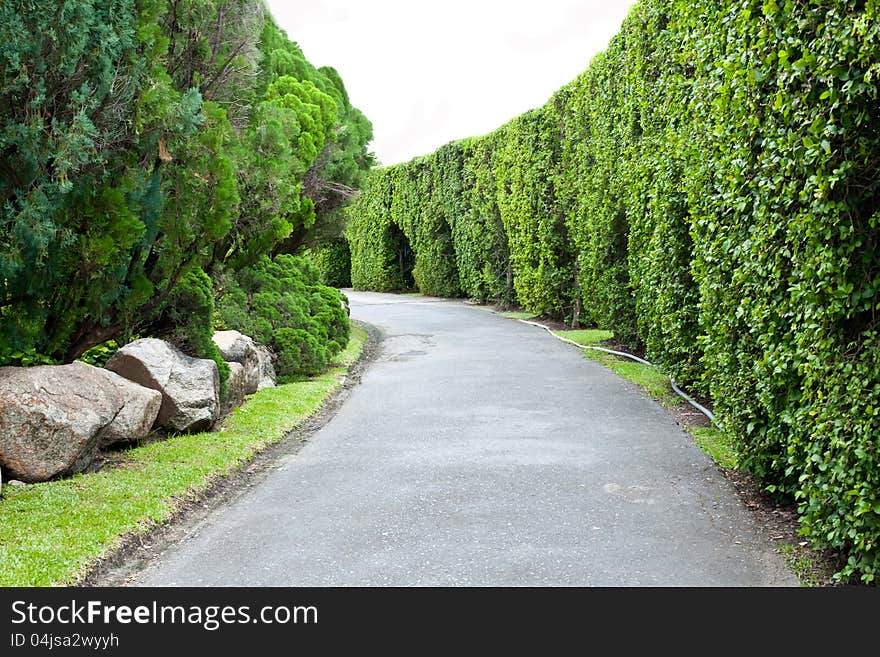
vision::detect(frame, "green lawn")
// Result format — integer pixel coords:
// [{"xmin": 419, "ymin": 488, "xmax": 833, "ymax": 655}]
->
[
  {"xmin": 691, "ymin": 427, "xmax": 740, "ymax": 469},
  {"xmin": 554, "ymin": 328, "xmax": 614, "ymax": 344},
  {"xmin": 0, "ymin": 325, "xmax": 368, "ymax": 586},
  {"xmin": 499, "ymin": 310, "xmax": 538, "ymax": 320}
]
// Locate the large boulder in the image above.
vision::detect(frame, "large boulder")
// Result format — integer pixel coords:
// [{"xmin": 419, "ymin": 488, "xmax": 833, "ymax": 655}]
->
[
  {"xmin": 105, "ymin": 338, "xmax": 219, "ymax": 433},
  {"xmin": 223, "ymin": 362, "xmax": 248, "ymax": 413},
  {"xmin": 255, "ymin": 344, "xmax": 277, "ymax": 390},
  {"xmin": 93, "ymin": 369, "xmax": 162, "ymax": 448},
  {"xmin": 212, "ymin": 330, "xmax": 260, "ymax": 394},
  {"xmin": 0, "ymin": 362, "xmax": 123, "ymax": 482}
]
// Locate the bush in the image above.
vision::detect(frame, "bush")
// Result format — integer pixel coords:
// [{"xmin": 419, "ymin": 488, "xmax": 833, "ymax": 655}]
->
[
  {"xmin": 0, "ymin": 1, "xmax": 240, "ymax": 364},
  {"xmin": 1, "ymin": 2, "xmax": 372, "ymax": 372},
  {"xmin": 216, "ymin": 255, "xmax": 349, "ymax": 378},
  {"xmin": 307, "ymin": 240, "xmax": 352, "ymax": 288},
  {"xmin": 78, "ymin": 341, "xmax": 119, "ymax": 368},
  {"xmin": 275, "ymin": 328, "xmax": 326, "ymax": 377}
]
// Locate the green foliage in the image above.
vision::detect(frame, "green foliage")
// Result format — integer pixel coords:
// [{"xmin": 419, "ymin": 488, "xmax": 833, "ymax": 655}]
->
[
  {"xmin": 0, "ymin": 349, "xmax": 55, "ymax": 368},
  {"xmin": 216, "ymin": 72, "xmax": 335, "ymax": 271},
  {"xmin": 216, "ymin": 255, "xmax": 349, "ymax": 378},
  {"xmin": 275, "ymin": 328, "xmax": 325, "ymax": 378},
  {"xmin": 306, "ymin": 240, "xmax": 352, "ymax": 288},
  {"xmin": 160, "ymin": 0, "xmax": 264, "ymax": 126},
  {"xmin": 347, "ymin": 170, "xmax": 412, "ymax": 291},
  {"xmin": 0, "ymin": 0, "xmax": 240, "ymax": 363},
  {"xmin": 347, "ymin": 0, "xmax": 880, "ymax": 582},
  {"xmin": 495, "ymin": 108, "xmax": 575, "ymax": 319},
  {"xmin": 685, "ymin": 0, "xmax": 880, "ymax": 583},
  {"xmin": 78, "ymin": 341, "xmax": 119, "ymax": 368},
  {"xmin": 257, "ymin": 19, "xmax": 375, "ymax": 256},
  {"xmin": 460, "ymin": 135, "xmax": 515, "ymax": 304},
  {"xmin": 388, "ymin": 161, "xmax": 461, "ymax": 297},
  {"xmin": 0, "ymin": 0, "xmax": 144, "ymax": 361},
  {"xmin": 1, "ymin": 1, "xmax": 371, "ymax": 396}
]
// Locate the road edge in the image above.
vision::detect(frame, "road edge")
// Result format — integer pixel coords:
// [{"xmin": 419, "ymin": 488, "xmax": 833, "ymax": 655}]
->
[{"xmin": 80, "ymin": 321, "xmax": 383, "ymax": 586}]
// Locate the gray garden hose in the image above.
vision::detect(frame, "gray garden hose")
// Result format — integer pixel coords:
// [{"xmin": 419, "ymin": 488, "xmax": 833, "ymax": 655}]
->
[{"xmin": 518, "ymin": 319, "xmax": 715, "ymax": 422}]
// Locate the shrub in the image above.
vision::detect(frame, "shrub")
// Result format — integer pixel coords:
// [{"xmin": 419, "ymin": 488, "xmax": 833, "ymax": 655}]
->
[
  {"xmin": 78, "ymin": 341, "xmax": 119, "ymax": 368},
  {"xmin": 307, "ymin": 240, "xmax": 352, "ymax": 288},
  {"xmin": 1, "ymin": 2, "xmax": 372, "ymax": 374},
  {"xmin": 216, "ymin": 255, "xmax": 349, "ymax": 378}
]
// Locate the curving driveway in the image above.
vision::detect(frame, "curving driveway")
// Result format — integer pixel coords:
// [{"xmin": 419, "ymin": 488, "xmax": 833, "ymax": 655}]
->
[{"xmin": 132, "ymin": 291, "xmax": 797, "ymax": 586}]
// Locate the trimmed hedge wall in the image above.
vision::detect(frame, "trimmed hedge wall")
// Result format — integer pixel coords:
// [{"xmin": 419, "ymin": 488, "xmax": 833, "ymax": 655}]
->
[
  {"xmin": 346, "ymin": 0, "xmax": 880, "ymax": 582},
  {"xmin": 306, "ymin": 239, "xmax": 353, "ymax": 288}
]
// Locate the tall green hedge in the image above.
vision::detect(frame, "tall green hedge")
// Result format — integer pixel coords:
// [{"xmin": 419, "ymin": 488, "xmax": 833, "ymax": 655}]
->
[
  {"xmin": 1, "ymin": 2, "xmax": 372, "ymax": 388},
  {"xmin": 346, "ymin": 0, "xmax": 880, "ymax": 582},
  {"xmin": 495, "ymin": 108, "xmax": 576, "ymax": 319},
  {"xmin": 347, "ymin": 170, "xmax": 404, "ymax": 291},
  {"xmin": 461, "ymin": 135, "xmax": 515, "ymax": 304}
]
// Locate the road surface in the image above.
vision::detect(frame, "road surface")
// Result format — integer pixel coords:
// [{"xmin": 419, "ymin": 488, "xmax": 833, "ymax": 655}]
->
[{"xmin": 132, "ymin": 291, "xmax": 796, "ymax": 586}]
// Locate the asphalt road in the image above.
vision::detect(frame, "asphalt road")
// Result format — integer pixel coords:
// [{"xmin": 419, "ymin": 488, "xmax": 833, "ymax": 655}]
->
[{"xmin": 133, "ymin": 291, "xmax": 797, "ymax": 586}]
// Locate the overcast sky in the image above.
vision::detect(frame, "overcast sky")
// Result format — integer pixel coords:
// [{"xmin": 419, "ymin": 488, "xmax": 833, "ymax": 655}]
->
[{"xmin": 265, "ymin": 1, "xmax": 638, "ymax": 165}]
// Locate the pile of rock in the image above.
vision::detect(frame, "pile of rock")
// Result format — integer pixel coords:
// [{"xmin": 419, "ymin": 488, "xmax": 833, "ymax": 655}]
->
[{"xmin": 0, "ymin": 331, "xmax": 275, "ymax": 487}]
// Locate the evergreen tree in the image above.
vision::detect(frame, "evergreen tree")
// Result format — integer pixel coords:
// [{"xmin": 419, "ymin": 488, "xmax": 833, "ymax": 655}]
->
[{"xmin": 0, "ymin": 1, "xmax": 373, "ymax": 368}]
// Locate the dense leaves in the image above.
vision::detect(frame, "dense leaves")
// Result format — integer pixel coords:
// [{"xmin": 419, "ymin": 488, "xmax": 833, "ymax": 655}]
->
[
  {"xmin": 1, "ymin": 2, "xmax": 372, "ymax": 389},
  {"xmin": 305, "ymin": 240, "xmax": 353, "ymax": 288},
  {"xmin": 347, "ymin": 0, "xmax": 880, "ymax": 582},
  {"xmin": 216, "ymin": 255, "xmax": 349, "ymax": 378}
]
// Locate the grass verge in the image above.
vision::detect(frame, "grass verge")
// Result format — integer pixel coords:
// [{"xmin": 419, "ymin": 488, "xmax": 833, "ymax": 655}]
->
[
  {"xmin": 500, "ymin": 310, "xmax": 538, "ymax": 320},
  {"xmin": 691, "ymin": 427, "xmax": 739, "ymax": 469},
  {"xmin": 0, "ymin": 324, "xmax": 368, "ymax": 586}
]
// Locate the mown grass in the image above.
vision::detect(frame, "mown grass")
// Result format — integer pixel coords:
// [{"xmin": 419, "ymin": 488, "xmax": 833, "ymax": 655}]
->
[
  {"xmin": 500, "ymin": 310, "xmax": 538, "ymax": 320},
  {"xmin": 555, "ymin": 328, "xmax": 613, "ymax": 344},
  {"xmin": 690, "ymin": 427, "xmax": 739, "ymax": 469},
  {"xmin": 0, "ymin": 325, "xmax": 368, "ymax": 586}
]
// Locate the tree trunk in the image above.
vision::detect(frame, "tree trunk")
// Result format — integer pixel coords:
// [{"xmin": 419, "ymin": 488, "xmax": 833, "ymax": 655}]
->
[{"xmin": 64, "ymin": 323, "xmax": 121, "ymax": 363}]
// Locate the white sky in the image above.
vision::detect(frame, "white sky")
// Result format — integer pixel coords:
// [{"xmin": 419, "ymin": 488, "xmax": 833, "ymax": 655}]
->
[{"xmin": 265, "ymin": 0, "xmax": 638, "ymax": 165}]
